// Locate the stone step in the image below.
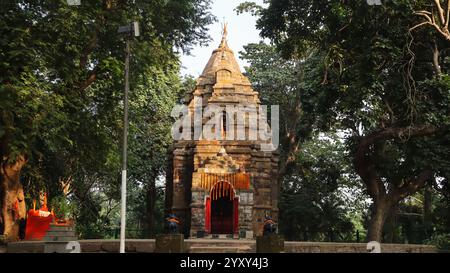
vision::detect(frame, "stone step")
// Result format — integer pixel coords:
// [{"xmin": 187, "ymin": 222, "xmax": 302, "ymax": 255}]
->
[
  {"xmin": 188, "ymin": 242, "xmax": 254, "ymax": 248},
  {"xmin": 189, "ymin": 246, "xmax": 252, "ymax": 253},
  {"xmin": 44, "ymin": 231, "xmax": 77, "ymax": 237},
  {"xmin": 187, "ymin": 239, "xmax": 256, "ymax": 253},
  {"xmin": 207, "ymin": 234, "xmax": 239, "ymax": 239},
  {"xmin": 48, "ymin": 225, "xmax": 74, "ymax": 231},
  {"xmin": 43, "ymin": 236, "xmax": 78, "ymax": 242}
]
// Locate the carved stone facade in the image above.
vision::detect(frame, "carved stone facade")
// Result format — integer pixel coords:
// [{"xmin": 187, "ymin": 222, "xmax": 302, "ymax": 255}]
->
[{"xmin": 165, "ymin": 30, "xmax": 279, "ymax": 238}]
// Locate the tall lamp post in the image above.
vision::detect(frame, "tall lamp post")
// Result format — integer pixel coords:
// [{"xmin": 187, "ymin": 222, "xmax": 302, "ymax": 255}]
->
[{"xmin": 117, "ymin": 21, "xmax": 139, "ymax": 253}]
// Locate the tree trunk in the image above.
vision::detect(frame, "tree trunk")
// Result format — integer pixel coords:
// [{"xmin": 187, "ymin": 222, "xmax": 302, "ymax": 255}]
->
[
  {"xmin": 367, "ymin": 198, "xmax": 390, "ymax": 242},
  {"xmin": 146, "ymin": 176, "xmax": 156, "ymax": 238},
  {"xmin": 385, "ymin": 205, "xmax": 398, "ymax": 243},
  {"xmin": 353, "ymin": 127, "xmax": 436, "ymax": 243},
  {"xmin": 0, "ymin": 155, "xmax": 27, "ymax": 242},
  {"xmin": 423, "ymin": 182, "xmax": 433, "ymax": 237}
]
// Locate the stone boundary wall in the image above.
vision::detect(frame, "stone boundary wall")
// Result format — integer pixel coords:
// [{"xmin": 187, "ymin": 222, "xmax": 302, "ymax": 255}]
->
[
  {"xmin": 5, "ymin": 239, "xmax": 438, "ymax": 253},
  {"xmin": 284, "ymin": 241, "xmax": 437, "ymax": 253}
]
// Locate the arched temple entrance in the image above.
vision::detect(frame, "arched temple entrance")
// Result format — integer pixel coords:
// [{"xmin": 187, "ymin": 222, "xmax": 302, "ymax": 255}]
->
[{"xmin": 205, "ymin": 181, "xmax": 238, "ymax": 234}]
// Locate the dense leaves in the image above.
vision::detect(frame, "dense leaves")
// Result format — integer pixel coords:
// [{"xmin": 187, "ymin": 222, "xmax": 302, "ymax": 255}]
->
[
  {"xmin": 2, "ymin": 0, "xmax": 450, "ymax": 248},
  {"xmin": 0, "ymin": 0, "xmax": 214, "ymax": 239},
  {"xmin": 240, "ymin": 0, "xmax": 450, "ymax": 244}
]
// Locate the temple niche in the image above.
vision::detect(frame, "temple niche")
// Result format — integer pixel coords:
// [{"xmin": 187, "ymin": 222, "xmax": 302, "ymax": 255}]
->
[{"xmin": 165, "ymin": 27, "xmax": 279, "ymax": 238}]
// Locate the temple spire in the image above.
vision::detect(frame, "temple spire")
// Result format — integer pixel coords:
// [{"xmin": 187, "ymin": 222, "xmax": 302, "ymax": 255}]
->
[{"xmin": 199, "ymin": 23, "xmax": 249, "ymax": 79}]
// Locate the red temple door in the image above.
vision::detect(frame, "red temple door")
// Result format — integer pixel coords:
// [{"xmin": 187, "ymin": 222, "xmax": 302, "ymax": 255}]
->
[
  {"xmin": 205, "ymin": 197, "xmax": 211, "ymax": 233},
  {"xmin": 233, "ymin": 197, "xmax": 239, "ymax": 234}
]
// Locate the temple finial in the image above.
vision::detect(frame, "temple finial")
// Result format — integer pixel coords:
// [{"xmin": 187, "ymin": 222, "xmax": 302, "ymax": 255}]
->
[
  {"xmin": 222, "ymin": 22, "xmax": 228, "ymax": 39},
  {"xmin": 219, "ymin": 21, "xmax": 229, "ymax": 48}
]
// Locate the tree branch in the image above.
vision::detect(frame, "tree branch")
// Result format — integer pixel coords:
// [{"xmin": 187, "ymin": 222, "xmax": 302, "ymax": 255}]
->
[
  {"xmin": 446, "ymin": 0, "xmax": 450, "ymax": 28},
  {"xmin": 353, "ymin": 125, "xmax": 440, "ymax": 199},
  {"xmin": 79, "ymin": 33, "xmax": 98, "ymax": 69},
  {"xmin": 78, "ymin": 67, "xmax": 98, "ymax": 92},
  {"xmin": 412, "ymin": 2, "xmax": 450, "ymax": 41},
  {"xmin": 394, "ymin": 169, "xmax": 434, "ymax": 201},
  {"xmin": 434, "ymin": 0, "xmax": 446, "ymax": 25},
  {"xmin": 353, "ymin": 140, "xmax": 386, "ymax": 199},
  {"xmin": 362, "ymin": 125, "xmax": 439, "ymax": 144},
  {"xmin": 432, "ymin": 41, "xmax": 442, "ymax": 76}
]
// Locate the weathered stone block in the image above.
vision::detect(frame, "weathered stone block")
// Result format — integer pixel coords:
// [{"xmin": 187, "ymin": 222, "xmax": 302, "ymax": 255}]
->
[
  {"xmin": 44, "ymin": 241, "xmax": 80, "ymax": 253},
  {"xmin": 256, "ymin": 235, "xmax": 284, "ymax": 253},
  {"xmin": 135, "ymin": 241, "xmax": 154, "ymax": 253},
  {"xmin": 155, "ymin": 234, "xmax": 184, "ymax": 253},
  {"xmin": 240, "ymin": 193, "xmax": 248, "ymax": 203},
  {"xmin": 7, "ymin": 241, "xmax": 45, "ymax": 253},
  {"xmin": 101, "ymin": 241, "xmax": 120, "ymax": 252},
  {"xmin": 239, "ymin": 230, "xmax": 246, "ymax": 238},
  {"xmin": 80, "ymin": 241, "xmax": 102, "ymax": 252}
]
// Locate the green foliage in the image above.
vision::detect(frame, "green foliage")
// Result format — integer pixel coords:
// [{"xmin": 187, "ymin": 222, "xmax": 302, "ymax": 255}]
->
[
  {"xmin": 242, "ymin": 41, "xmax": 367, "ymax": 242},
  {"xmin": 242, "ymin": 0, "xmax": 450, "ymax": 242},
  {"xmin": 279, "ymin": 134, "xmax": 363, "ymax": 241},
  {"xmin": 1, "ymin": 0, "xmax": 214, "ymax": 238},
  {"xmin": 235, "ymin": 1, "xmax": 263, "ymax": 16},
  {"xmin": 241, "ymin": 42, "xmax": 327, "ymax": 172},
  {"xmin": 424, "ymin": 234, "xmax": 450, "ymax": 250}
]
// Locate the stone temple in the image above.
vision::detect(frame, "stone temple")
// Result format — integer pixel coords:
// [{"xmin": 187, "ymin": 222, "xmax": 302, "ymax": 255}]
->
[{"xmin": 165, "ymin": 27, "xmax": 279, "ymax": 238}]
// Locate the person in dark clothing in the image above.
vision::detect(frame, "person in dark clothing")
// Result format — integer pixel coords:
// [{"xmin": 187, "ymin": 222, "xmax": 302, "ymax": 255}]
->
[
  {"xmin": 263, "ymin": 215, "xmax": 277, "ymax": 235},
  {"xmin": 166, "ymin": 214, "xmax": 180, "ymax": 234}
]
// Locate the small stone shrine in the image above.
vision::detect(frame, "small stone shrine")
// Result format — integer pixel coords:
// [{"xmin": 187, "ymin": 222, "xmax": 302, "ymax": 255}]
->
[{"xmin": 165, "ymin": 25, "xmax": 279, "ymax": 238}]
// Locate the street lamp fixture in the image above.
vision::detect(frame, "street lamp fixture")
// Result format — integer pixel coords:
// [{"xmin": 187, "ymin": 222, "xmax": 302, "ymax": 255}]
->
[{"xmin": 118, "ymin": 21, "xmax": 140, "ymax": 37}]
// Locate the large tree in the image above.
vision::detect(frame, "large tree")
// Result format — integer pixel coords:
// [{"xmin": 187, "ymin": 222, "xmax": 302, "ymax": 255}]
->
[
  {"xmin": 239, "ymin": 0, "xmax": 450, "ymax": 242},
  {"xmin": 0, "ymin": 0, "xmax": 214, "ymax": 241}
]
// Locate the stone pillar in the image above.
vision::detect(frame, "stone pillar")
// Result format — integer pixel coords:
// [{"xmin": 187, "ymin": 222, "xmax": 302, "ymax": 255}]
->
[
  {"xmin": 238, "ymin": 189, "xmax": 254, "ymax": 237},
  {"xmin": 251, "ymin": 151, "xmax": 278, "ymax": 236},
  {"xmin": 190, "ymin": 188, "xmax": 206, "ymax": 238},
  {"xmin": 271, "ymin": 152, "xmax": 280, "ymax": 222},
  {"xmin": 170, "ymin": 145, "xmax": 194, "ymax": 238}
]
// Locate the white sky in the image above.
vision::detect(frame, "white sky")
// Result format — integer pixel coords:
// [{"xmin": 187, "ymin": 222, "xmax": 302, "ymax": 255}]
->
[{"xmin": 180, "ymin": 0, "xmax": 266, "ymax": 77}]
